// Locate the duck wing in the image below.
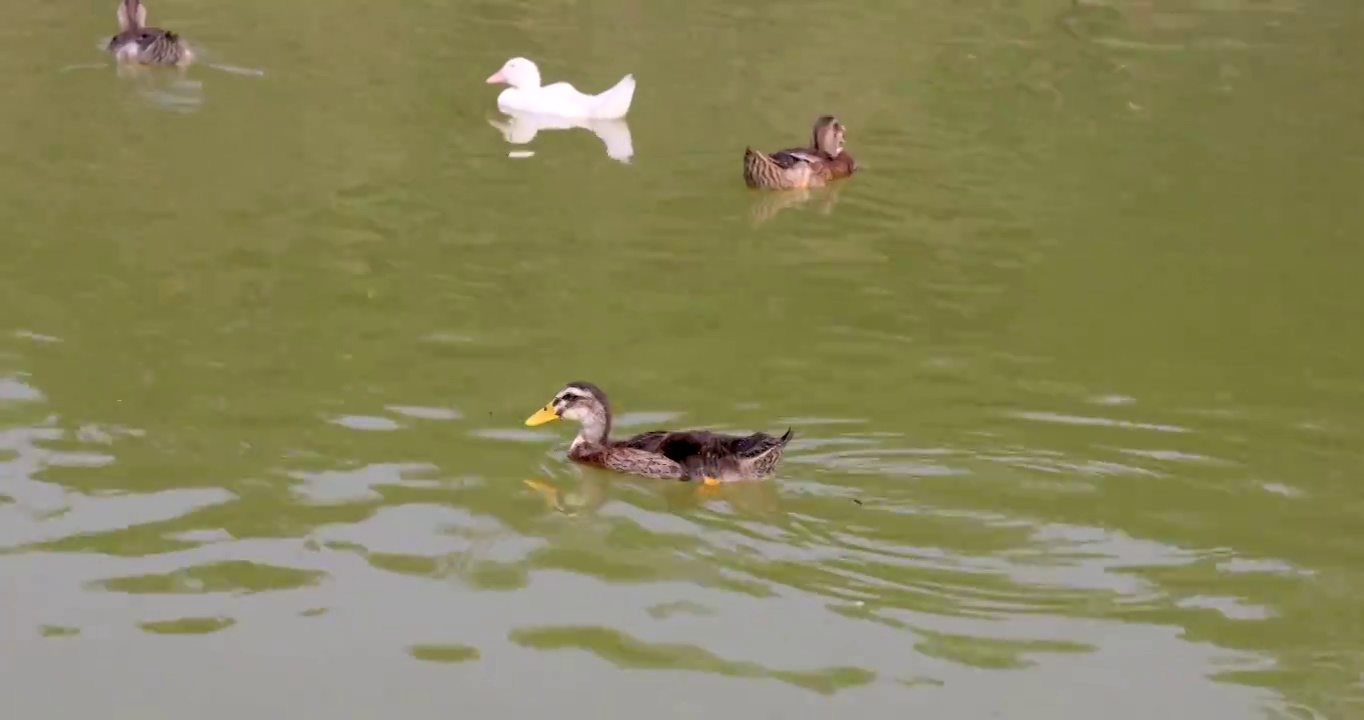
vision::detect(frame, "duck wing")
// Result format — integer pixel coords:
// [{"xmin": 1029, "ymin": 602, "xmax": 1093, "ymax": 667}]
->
[
  {"xmin": 615, "ymin": 430, "xmax": 706, "ymax": 460},
  {"xmin": 597, "ymin": 447, "xmax": 687, "ymax": 479},
  {"xmin": 768, "ymin": 148, "xmax": 826, "ymax": 168},
  {"xmin": 499, "ymin": 82, "xmax": 599, "ymax": 117},
  {"xmin": 744, "ymin": 145, "xmax": 829, "ymax": 189},
  {"xmin": 616, "ymin": 428, "xmax": 794, "ymax": 480}
]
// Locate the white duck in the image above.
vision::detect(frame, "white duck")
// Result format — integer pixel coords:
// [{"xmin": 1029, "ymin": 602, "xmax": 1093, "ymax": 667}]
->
[{"xmin": 485, "ymin": 57, "xmax": 635, "ymax": 120}]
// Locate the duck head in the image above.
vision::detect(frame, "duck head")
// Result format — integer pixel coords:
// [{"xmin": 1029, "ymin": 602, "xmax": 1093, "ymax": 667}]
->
[
  {"xmin": 811, "ymin": 115, "xmax": 847, "ymax": 157},
  {"xmin": 117, "ymin": 0, "xmax": 148, "ymax": 31},
  {"xmin": 486, "ymin": 57, "xmax": 543, "ymax": 89},
  {"xmin": 525, "ymin": 381, "xmax": 612, "ymax": 447}
]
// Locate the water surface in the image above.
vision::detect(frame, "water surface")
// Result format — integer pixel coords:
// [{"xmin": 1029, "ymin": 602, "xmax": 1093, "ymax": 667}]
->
[{"xmin": 2, "ymin": 0, "xmax": 1363, "ymax": 717}]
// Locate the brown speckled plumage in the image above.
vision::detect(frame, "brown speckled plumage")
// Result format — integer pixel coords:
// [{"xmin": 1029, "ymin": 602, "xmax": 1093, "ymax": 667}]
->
[
  {"xmin": 107, "ymin": 0, "xmax": 193, "ymax": 66},
  {"xmin": 744, "ymin": 115, "xmax": 857, "ymax": 190},
  {"xmin": 525, "ymin": 381, "xmax": 794, "ymax": 484}
]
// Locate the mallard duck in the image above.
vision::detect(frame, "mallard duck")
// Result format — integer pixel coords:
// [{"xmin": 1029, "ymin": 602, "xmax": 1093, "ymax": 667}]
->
[
  {"xmin": 107, "ymin": 0, "xmax": 193, "ymax": 67},
  {"xmin": 523, "ymin": 381, "xmax": 794, "ymax": 485},
  {"xmin": 743, "ymin": 115, "xmax": 857, "ymax": 190}
]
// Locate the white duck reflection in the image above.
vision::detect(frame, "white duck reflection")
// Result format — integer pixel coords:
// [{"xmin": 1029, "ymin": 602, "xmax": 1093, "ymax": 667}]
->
[{"xmin": 488, "ymin": 108, "xmax": 634, "ymax": 163}]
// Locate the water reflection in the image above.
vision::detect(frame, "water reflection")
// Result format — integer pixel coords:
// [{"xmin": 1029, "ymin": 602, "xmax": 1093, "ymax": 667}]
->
[
  {"xmin": 509, "ymin": 624, "xmax": 877, "ymax": 695},
  {"xmin": 487, "ymin": 110, "xmax": 634, "ymax": 163},
  {"xmin": 524, "ymin": 477, "xmax": 603, "ymax": 516},
  {"xmin": 67, "ymin": 38, "xmax": 271, "ymax": 113},
  {"xmin": 748, "ymin": 184, "xmax": 843, "ymax": 226},
  {"xmin": 524, "ymin": 473, "xmax": 784, "ymax": 518},
  {"xmin": 108, "ymin": 54, "xmax": 267, "ymax": 113},
  {"xmin": 119, "ymin": 71, "xmax": 205, "ymax": 113}
]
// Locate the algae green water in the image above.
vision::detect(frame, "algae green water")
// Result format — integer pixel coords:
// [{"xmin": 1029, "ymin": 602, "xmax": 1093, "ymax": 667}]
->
[{"xmin": 2, "ymin": 0, "xmax": 1363, "ymax": 717}]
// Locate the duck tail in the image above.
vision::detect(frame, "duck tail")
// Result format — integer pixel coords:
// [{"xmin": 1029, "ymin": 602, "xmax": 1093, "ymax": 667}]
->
[
  {"xmin": 743, "ymin": 147, "xmax": 777, "ymax": 188},
  {"xmin": 591, "ymin": 73, "xmax": 635, "ymax": 119}
]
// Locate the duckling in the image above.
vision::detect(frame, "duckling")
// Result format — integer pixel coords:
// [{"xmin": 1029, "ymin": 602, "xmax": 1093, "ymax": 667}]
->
[
  {"xmin": 743, "ymin": 115, "xmax": 857, "ymax": 190},
  {"xmin": 107, "ymin": 0, "xmax": 193, "ymax": 67},
  {"xmin": 524, "ymin": 381, "xmax": 793, "ymax": 485}
]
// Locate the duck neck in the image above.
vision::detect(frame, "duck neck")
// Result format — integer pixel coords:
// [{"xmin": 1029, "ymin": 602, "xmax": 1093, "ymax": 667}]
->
[
  {"xmin": 813, "ymin": 125, "xmax": 842, "ymax": 157},
  {"xmin": 570, "ymin": 411, "xmax": 611, "ymax": 451},
  {"xmin": 513, "ymin": 68, "xmax": 542, "ymax": 90}
]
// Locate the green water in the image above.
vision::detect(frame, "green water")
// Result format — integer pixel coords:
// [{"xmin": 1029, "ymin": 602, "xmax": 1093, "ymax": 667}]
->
[{"xmin": 2, "ymin": 0, "xmax": 1363, "ymax": 717}]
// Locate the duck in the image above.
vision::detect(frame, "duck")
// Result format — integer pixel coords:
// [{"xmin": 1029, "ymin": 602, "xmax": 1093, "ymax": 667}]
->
[
  {"xmin": 107, "ymin": 0, "xmax": 193, "ymax": 66},
  {"xmin": 486, "ymin": 57, "xmax": 635, "ymax": 120},
  {"xmin": 524, "ymin": 381, "xmax": 793, "ymax": 485},
  {"xmin": 743, "ymin": 115, "xmax": 857, "ymax": 190}
]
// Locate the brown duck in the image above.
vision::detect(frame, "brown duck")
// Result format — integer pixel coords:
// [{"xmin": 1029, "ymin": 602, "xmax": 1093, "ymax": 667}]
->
[
  {"xmin": 743, "ymin": 115, "xmax": 857, "ymax": 190},
  {"xmin": 107, "ymin": 0, "xmax": 194, "ymax": 67},
  {"xmin": 524, "ymin": 381, "xmax": 794, "ymax": 485}
]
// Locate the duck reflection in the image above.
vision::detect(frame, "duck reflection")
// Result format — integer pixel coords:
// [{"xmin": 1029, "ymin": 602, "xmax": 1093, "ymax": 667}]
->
[
  {"xmin": 489, "ymin": 109, "xmax": 634, "ymax": 163},
  {"xmin": 524, "ymin": 474, "xmax": 784, "ymax": 518},
  {"xmin": 748, "ymin": 182, "xmax": 844, "ymax": 226},
  {"xmin": 524, "ymin": 477, "xmax": 609, "ymax": 517},
  {"xmin": 66, "ymin": 37, "xmax": 266, "ymax": 113},
  {"xmin": 116, "ymin": 65, "xmax": 205, "ymax": 112},
  {"xmin": 659, "ymin": 476, "xmax": 784, "ymax": 517}
]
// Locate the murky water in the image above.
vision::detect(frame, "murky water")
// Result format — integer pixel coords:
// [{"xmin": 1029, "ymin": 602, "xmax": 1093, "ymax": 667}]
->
[{"xmin": 2, "ymin": 0, "xmax": 1363, "ymax": 717}]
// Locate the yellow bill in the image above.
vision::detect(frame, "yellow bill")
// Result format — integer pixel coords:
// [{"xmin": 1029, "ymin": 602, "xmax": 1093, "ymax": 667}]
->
[{"xmin": 524, "ymin": 404, "xmax": 560, "ymax": 426}]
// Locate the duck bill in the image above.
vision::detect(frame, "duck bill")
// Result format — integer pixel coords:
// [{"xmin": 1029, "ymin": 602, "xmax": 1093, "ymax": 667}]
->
[
  {"xmin": 486, "ymin": 70, "xmax": 506, "ymax": 84},
  {"xmin": 524, "ymin": 404, "xmax": 560, "ymax": 426}
]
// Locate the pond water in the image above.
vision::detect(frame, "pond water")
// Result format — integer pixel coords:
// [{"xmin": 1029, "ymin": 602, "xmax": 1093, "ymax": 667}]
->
[{"xmin": 2, "ymin": 0, "xmax": 1363, "ymax": 717}]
